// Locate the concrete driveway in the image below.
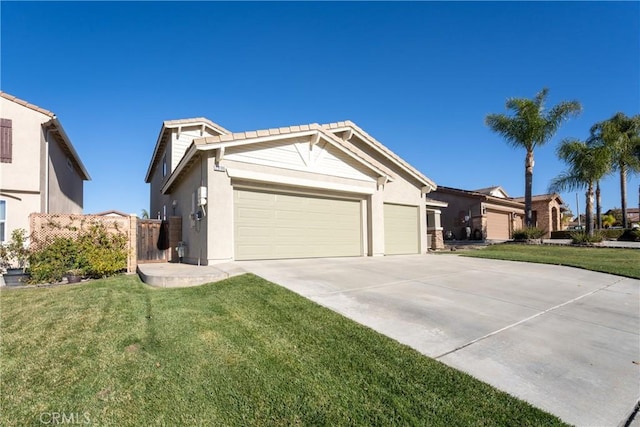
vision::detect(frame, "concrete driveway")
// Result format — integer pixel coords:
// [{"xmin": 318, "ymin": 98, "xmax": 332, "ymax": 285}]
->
[{"xmin": 240, "ymin": 254, "xmax": 640, "ymax": 427}]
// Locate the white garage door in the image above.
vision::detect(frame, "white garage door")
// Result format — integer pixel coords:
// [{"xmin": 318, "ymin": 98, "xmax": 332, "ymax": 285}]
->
[
  {"xmin": 486, "ymin": 209, "xmax": 510, "ymax": 240},
  {"xmin": 384, "ymin": 203, "xmax": 419, "ymax": 255},
  {"xmin": 234, "ymin": 189, "xmax": 362, "ymax": 260}
]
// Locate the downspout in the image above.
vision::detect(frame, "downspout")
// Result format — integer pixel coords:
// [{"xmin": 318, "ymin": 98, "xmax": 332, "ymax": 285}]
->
[{"xmin": 44, "ymin": 128, "xmax": 50, "ymax": 214}]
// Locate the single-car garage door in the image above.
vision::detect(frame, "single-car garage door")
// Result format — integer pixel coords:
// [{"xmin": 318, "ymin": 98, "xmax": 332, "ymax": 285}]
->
[
  {"xmin": 234, "ymin": 189, "xmax": 362, "ymax": 260},
  {"xmin": 384, "ymin": 203, "xmax": 419, "ymax": 255},
  {"xmin": 486, "ymin": 209, "xmax": 510, "ymax": 240}
]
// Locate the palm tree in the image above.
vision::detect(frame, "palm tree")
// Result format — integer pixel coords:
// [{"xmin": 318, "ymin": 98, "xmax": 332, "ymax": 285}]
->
[
  {"xmin": 549, "ymin": 139, "xmax": 611, "ymax": 236},
  {"xmin": 486, "ymin": 88, "xmax": 582, "ymax": 226},
  {"xmin": 590, "ymin": 113, "xmax": 640, "ymax": 228}
]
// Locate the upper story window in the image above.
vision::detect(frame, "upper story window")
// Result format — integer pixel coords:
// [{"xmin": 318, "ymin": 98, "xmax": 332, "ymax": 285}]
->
[
  {"xmin": 0, "ymin": 200, "xmax": 6, "ymax": 242},
  {"xmin": 162, "ymin": 154, "xmax": 167, "ymax": 177},
  {"xmin": 0, "ymin": 118, "xmax": 12, "ymax": 163}
]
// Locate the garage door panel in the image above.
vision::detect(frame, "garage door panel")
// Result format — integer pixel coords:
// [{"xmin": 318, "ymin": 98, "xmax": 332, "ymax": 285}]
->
[
  {"xmin": 234, "ymin": 189, "xmax": 362, "ymax": 260},
  {"xmin": 384, "ymin": 204, "xmax": 419, "ymax": 255}
]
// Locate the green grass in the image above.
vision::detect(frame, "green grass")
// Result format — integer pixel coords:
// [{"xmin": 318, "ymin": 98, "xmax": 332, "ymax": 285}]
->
[
  {"xmin": 461, "ymin": 244, "xmax": 640, "ymax": 279},
  {"xmin": 1, "ymin": 274, "xmax": 566, "ymax": 426}
]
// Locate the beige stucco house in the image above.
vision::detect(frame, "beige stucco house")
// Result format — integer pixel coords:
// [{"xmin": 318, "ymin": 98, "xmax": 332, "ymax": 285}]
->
[
  {"xmin": 0, "ymin": 92, "xmax": 90, "ymax": 242},
  {"xmin": 145, "ymin": 118, "xmax": 441, "ymax": 264},
  {"xmin": 430, "ymin": 186, "xmax": 525, "ymax": 241},
  {"xmin": 431, "ymin": 186, "xmax": 567, "ymax": 240}
]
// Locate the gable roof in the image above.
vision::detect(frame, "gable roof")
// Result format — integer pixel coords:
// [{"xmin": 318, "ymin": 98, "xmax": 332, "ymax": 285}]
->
[
  {"xmin": 0, "ymin": 91, "xmax": 90, "ymax": 180},
  {"xmin": 432, "ymin": 185, "xmax": 524, "ymax": 208},
  {"xmin": 473, "ymin": 186, "xmax": 509, "ymax": 198},
  {"xmin": 322, "ymin": 120, "xmax": 436, "ymax": 191},
  {"xmin": 0, "ymin": 91, "xmax": 54, "ymax": 117},
  {"xmin": 151, "ymin": 117, "xmax": 437, "ymax": 195},
  {"xmin": 511, "ymin": 193, "xmax": 565, "ymax": 205},
  {"xmin": 144, "ymin": 117, "xmax": 230, "ymax": 183},
  {"xmin": 163, "ymin": 123, "xmax": 395, "ymax": 194}
]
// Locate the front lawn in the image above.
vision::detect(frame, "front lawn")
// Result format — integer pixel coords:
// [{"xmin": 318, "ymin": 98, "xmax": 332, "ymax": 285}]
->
[
  {"xmin": 0, "ymin": 274, "xmax": 565, "ymax": 426},
  {"xmin": 461, "ymin": 244, "xmax": 640, "ymax": 279}
]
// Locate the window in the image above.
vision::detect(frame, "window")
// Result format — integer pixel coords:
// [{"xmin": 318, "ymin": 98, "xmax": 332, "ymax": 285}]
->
[
  {"xmin": 162, "ymin": 154, "xmax": 167, "ymax": 177},
  {"xmin": 0, "ymin": 200, "xmax": 6, "ymax": 242},
  {"xmin": 0, "ymin": 118, "xmax": 12, "ymax": 163}
]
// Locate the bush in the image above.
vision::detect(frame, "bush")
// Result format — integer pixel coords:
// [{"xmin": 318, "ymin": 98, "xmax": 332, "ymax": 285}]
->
[
  {"xmin": 28, "ymin": 237, "xmax": 80, "ymax": 284},
  {"xmin": 512, "ymin": 227, "xmax": 546, "ymax": 241},
  {"xmin": 77, "ymin": 224, "xmax": 128, "ymax": 278},
  {"xmin": 28, "ymin": 224, "xmax": 127, "ymax": 284},
  {"xmin": 617, "ymin": 228, "xmax": 640, "ymax": 242},
  {"xmin": 570, "ymin": 231, "xmax": 603, "ymax": 244}
]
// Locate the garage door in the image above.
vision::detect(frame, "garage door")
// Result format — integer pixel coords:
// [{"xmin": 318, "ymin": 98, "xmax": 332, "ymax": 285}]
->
[
  {"xmin": 384, "ymin": 203, "xmax": 419, "ymax": 255},
  {"xmin": 486, "ymin": 209, "xmax": 510, "ymax": 240},
  {"xmin": 234, "ymin": 189, "xmax": 362, "ymax": 260}
]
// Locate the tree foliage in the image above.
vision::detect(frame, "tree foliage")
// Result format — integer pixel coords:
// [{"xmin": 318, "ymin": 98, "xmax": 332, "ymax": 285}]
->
[
  {"xmin": 549, "ymin": 139, "xmax": 610, "ymax": 236},
  {"xmin": 589, "ymin": 112, "xmax": 640, "ymax": 228},
  {"xmin": 486, "ymin": 88, "xmax": 581, "ymax": 226}
]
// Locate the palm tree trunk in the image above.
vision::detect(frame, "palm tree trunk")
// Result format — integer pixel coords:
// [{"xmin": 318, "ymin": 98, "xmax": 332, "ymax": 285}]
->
[
  {"xmin": 595, "ymin": 181, "xmax": 602, "ymax": 230},
  {"xmin": 620, "ymin": 164, "xmax": 628, "ymax": 228},
  {"xmin": 585, "ymin": 183, "xmax": 594, "ymax": 236},
  {"xmin": 525, "ymin": 149, "xmax": 534, "ymax": 227}
]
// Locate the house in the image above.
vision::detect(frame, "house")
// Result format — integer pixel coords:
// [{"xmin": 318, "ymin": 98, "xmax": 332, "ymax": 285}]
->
[
  {"xmin": 94, "ymin": 209, "xmax": 130, "ymax": 217},
  {"xmin": 145, "ymin": 118, "xmax": 441, "ymax": 264},
  {"xmin": 429, "ymin": 186, "xmax": 524, "ymax": 241},
  {"xmin": 0, "ymin": 92, "xmax": 90, "ymax": 243},
  {"xmin": 511, "ymin": 193, "xmax": 567, "ymax": 237}
]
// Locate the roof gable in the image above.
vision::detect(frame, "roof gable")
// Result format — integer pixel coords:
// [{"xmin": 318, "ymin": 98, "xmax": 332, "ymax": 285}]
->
[
  {"xmin": 474, "ymin": 186, "xmax": 510, "ymax": 198},
  {"xmin": 145, "ymin": 118, "xmax": 230, "ymax": 183}
]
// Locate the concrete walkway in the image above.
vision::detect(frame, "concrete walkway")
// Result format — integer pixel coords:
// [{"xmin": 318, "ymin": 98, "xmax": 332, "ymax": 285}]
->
[{"xmin": 137, "ymin": 262, "xmax": 245, "ymax": 287}]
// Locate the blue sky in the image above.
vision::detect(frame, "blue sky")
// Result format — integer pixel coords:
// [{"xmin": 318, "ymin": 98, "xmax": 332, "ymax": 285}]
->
[{"xmin": 2, "ymin": 1, "xmax": 638, "ymax": 217}]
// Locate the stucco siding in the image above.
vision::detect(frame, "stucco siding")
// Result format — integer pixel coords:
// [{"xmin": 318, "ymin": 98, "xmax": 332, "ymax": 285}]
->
[
  {"xmin": 0, "ymin": 96, "xmax": 49, "ymax": 192},
  {"xmin": 170, "ymin": 153, "xmax": 209, "ymax": 265},
  {"xmin": 47, "ymin": 135, "xmax": 83, "ymax": 214},
  {"xmin": 1, "ymin": 194, "xmax": 40, "ymax": 242}
]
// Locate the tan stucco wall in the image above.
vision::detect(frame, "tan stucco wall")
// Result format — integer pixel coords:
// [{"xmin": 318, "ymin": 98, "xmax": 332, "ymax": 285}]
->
[
  {"xmin": 148, "ymin": 145, "xmax": 172, "ymax": 220},
  {"xmin": 0, "ymin": 96, "xmax": 85, "ymax": 241},
  {"xmin": 170, "ymin": 153, "xmax": 209, "ymax": 265},
  {"xmin": 0, "ymin": 97, "xmax": 49, "ymax": 192},
  {"xmin": 47, "ymin": 134, "xmax": 83, "ymax": 214}
]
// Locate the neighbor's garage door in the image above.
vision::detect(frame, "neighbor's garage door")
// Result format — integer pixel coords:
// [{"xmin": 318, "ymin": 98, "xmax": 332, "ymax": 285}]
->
[
  {"xmin": 486, "ymin": 209, "xmax": 510, "ymax": 240},
  {"xmin": 384, "ymin": 203, "xmax": 419, "ymax": 255},
  {"xmin": 234, "ymin": 189, "xmax": 362, "ymax": 260}
]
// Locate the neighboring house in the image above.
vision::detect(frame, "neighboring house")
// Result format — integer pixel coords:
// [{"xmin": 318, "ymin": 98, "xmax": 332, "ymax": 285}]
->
[
  {"xmin": 0, "ymin": 92, "xmax": 90, "ymax": 242},
  {"xmin": 145, "ymin": 118, "xmax": 440, "ymax": 264},
  {"xmin": 94, "ymin": 210, "xmax": 130, "ymax": 217},
  {"xmin": 627, "ymin": 208, "xmax": 640, "ymax": 226},
  {"xmin": 429, "ymin": 186, "xmax": 524, "ymax": 241},
  {"xmin": 511, "ymin": 193, "xmax": 567, "ymax": 237}
]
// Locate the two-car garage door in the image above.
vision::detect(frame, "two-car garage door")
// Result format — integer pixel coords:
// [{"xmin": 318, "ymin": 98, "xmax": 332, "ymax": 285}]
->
[{"xmin": 234, "ymin": 189, "xmax": 362, "ymax": 260}]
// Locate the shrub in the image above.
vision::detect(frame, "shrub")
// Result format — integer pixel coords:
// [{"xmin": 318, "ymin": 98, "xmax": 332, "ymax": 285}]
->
[
  {"xmin": 617, "ymin": 228, "xmax": 640, "ymax": 242},
  {"xmin": 570, "ymin": 231, "xmax": 603, "ymax": 245},
  {"xmin": 28, "ymin": 237, "xmax": 80, "ymax": 284},
  {"xmin": 512, "ymin": 227, "xmax": 546, "ymax": 241},
  {"xmin": 28, "ymin": 223, "xmax": 127, "ymax": 284},
  {"xmin": 76, "ymin": 224, "xmax": 128, "ymax": 278}
]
